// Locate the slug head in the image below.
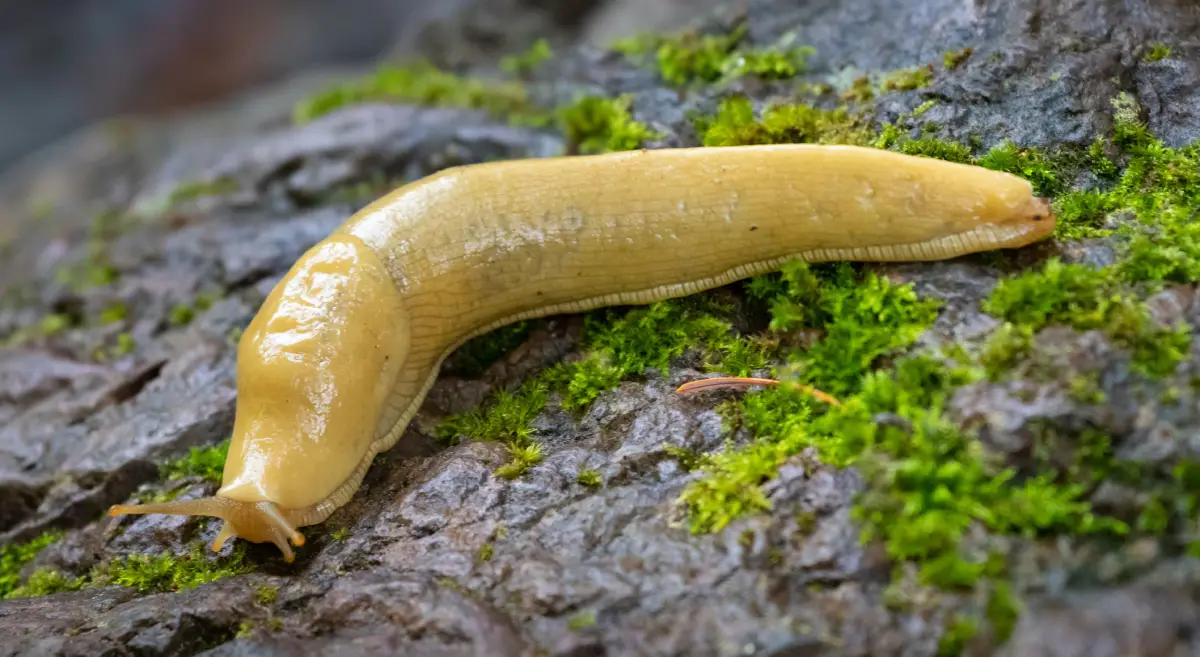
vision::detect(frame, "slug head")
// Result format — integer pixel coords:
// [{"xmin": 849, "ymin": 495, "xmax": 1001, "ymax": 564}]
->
[{"xmin": 108, "ymin": 496, "xmax": 306, "ymax": 562}]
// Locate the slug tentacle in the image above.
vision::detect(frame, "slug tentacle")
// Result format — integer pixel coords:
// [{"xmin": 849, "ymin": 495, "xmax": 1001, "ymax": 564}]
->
[{"xmin": 108, "ymin": 497, "xmax": 306, "ymax": 562}]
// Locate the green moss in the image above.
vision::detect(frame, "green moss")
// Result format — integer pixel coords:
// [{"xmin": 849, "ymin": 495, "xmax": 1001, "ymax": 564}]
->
[
  {"xmin": 168, "ymin": 292, "xmax": 220, "ymax": 328},
  {"xmin": 445, "ymin": 320, "xmax": 535, "ymax": 377},
  {"xmin": 160, "ymin": 439, "xmax": 230, "ymax": 483},
  {"xmin": 477, "ymin": 542, "xmax": 494, "ymax": 562},
  {"xmin": 679, "ymin": 262, "xmax": 941, "ymax": 533},
  {"xmin": 567, "ymin": 610, "xmax": 596, "ymax": 631},
  {"xmin": 977, "ymin": 140, "xmax": 1062, "ymax": 196},
  {"xmin": 93, "ymin": 542, "xmax": 253, "ymax": 594},
  {"xmin": 695, "ymin": 95, "xmax": 869, "ymax": 147},
  {"xmin": 558, "ymin": 298, "xmax": 745, "ymax": 409},
  {"xmin": 982, "ymin": 259, "xmax": 1189, "ymax": 378},
  {"xmin": 99, "ymin": 302, "xmax": 128, "ymax": 324},
  {"xmin": 555, "ymin": 94, "xmax": 661, "ymax": 155},
  {"xmin": 330, "ymin": 527, "xmax": 350, "ymax": 541},
  {"xmin": 39, "ymin": 313, "xmax": 72, "ymax": 336},
  {"xmin": 7, "ymin": 568, "xmax": 86, "ymax": 598},
  {"xmin": 167, "ymin": 177, "xmax": 238, "ymax": 206},
  {"xmin": 937, "ymin": 614, "xmax": 980, "ymax": 656},
  {"xmin": 576, "ymin": 469, "xmax": 602, "ymax": 487},
  {"xmin": 0, "ymin": 531, "xmax": 62, "ymax": 598},
  {"xmin": 255, "ymin": 584, "xmax": 278, "ymax": 605},
  {"xmin": 882, "ymin": 65, "xmax": 935, "ymax": 92},
  {"xmin": 942, "ymin": 47, "xmax": 973, "ymax": 71},
  {"xmin": 622, "ymin": 24, "xmax": 815, "ymax": 86},
  {"xmin": 495, "ymin": 442, "xmax": 544, "ymax": 479},
  {"xmin": 500, "ymin": 38, "xmax": 552, "ymax": 76},
  {"xmin": 1143, "ymin": 42, "xmax": 1172, "ymax": 62},
  {"xmin": 293, "ymin": 60, "xmax": 539, "ymax": 125},
  {"xmin": 895, "ymin": 136, "xmax": 973, "ymax": 163},
  {"xmin": 438, "ymin": 380, "xmax": 549, "ymax": 447}
]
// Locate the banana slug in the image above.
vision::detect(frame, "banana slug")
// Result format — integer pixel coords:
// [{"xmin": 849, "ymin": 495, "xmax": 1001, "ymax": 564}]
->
[{"xmin": 108, "ymin": 144, "xmax": 1054, "ymax": 561}]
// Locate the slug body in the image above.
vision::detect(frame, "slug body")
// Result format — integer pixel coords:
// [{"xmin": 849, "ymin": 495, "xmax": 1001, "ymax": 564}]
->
[{"xmin": 109, "ymin": 144, "xmax": 1054, "ymax": 560}]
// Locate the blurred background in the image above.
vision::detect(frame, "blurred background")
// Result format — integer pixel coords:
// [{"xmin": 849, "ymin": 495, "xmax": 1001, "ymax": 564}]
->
[{"xmin": 0, "ymin": 0, "xmax": 726, "ymax": 176}]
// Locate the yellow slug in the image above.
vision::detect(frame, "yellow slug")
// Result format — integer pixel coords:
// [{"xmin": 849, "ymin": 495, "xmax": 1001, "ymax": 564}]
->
[{"xmin": 108, "ymin": 144, "xmax": 1054, "ymax": 561}]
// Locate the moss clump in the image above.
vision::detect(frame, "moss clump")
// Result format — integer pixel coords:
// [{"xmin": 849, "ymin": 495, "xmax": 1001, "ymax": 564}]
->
[
  {"xmin": 444, "ymin": 320, "xmax": 535, "ymax": 377},
  {"xmin": 894, "ymin": 136, "xmax": 974, "ymax": 164},
  {"xmin": 1143, "ymin": 42, "xmax": 1172, "ymax": 62},
  {"xmin": 437, "ymin": 296, "xmax": 768, "ymax": 470},
  {"xmin": 6, "ymin": 567, "xmax": 87, "ymax": 598},
  {"xmin": 167, "ymin": 177, "xmax": 238, "ymax": 207},
  {"xmin": 160, "ymin": 439, "xmax": 231, "ymax": 483},
  {"xmin": 500, "ymin": 38, "xmax": 552, "ymax": 77},
  {"xmin": 293, "ymin": 60, "xmax": 539, "ymax": 125},
  {"xmin": 617, "ymin": 23, "xmax": 815, "ymax": 87},
  {"xmin": 567, "ymin": 610, "xmax": 597, "ymax": 631},
  {"xmin": 255, "ymin": 584, "xmax": 278, "ymax": 605},
  {"xmin": 555, "ymin": 95, "xmax": 662, "ymax": 154},
  {"xmin": 679, "ymin": 263, "xmax": 942, "ymax": 533},
  {"xmin": 93, "ymin": 542, "xmax": 253, "ymax": 594},
  {"xmin": 942, "ymin": 47, "xmax": 973, "ymax": 71},
  {"xmin": 695, "ymin": 95, "xmax": 869, "ymax": 147},
  {"xmin": 576, "ymin": 469, "xmax": 602, "ymax": 487},
  {"xmin": 983, "ymin": 259, "xmax": 1191, "ymax": 378},
  {"xmin": 168, "ymin": 292, "xmax": 220, "ymax": 328},
  {"xmin": 0, "ymin": 531, "xmax": 62, "ymax": 598},
  {"xmin": 976, "ymin": 140, "xmax": 1063, "ymax": 196},
  {"xmin": 882, "ymin": 65, "xmax": 935, "ymax": 92}
]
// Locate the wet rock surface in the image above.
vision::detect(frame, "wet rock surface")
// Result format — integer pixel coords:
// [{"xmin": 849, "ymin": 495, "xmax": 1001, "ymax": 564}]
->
[{"xmin": 3, "ymin": 0, "xmax": 1200, "ymax": 655}]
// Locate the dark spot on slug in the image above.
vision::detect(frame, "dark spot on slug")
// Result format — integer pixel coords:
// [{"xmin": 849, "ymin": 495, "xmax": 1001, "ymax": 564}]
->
[
  {"xmin": 750, "ymin": 225, "xmax": 759, "ymax": 231},
  {"xmin": 1032, "ymin": 214, "xmax": 1044, "ymax": 221}
]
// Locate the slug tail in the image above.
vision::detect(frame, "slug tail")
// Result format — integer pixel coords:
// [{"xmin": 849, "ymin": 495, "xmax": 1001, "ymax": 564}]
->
[{"xmin": 108, "ymin": 496, "xmax": 306, "ymax": 562}]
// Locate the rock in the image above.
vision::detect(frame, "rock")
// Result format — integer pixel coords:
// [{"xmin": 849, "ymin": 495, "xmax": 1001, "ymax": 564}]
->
[{"xmin": 6, "ymin": 0, "xmax": 1200, "ymax": 655}]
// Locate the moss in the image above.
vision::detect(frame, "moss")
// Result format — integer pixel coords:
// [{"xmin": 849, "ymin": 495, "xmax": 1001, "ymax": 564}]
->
[
  {"xmin": 7, "ymin": 568, "xmax": 87, "ymax": 598},
  {"xmin": 93, "ymin": 542, "xmax": 253, "ymax": 594},
  {"xmin": 576, "ymin": 469, "xmax": 602, "ymax": 487},
  {"xmin": 618, "ymin": 23, "xmax": 814, "ymax": 87},
  {"xmin": 495, "ymin": 442, "xmax": 544, "ymax": 479},
  {"xmin": 293, "ymin": 60, "xmax": 540, "ymax": 125},
  {"xmin": 445, "ymin": 320, "xmax": 535, "ymax": 377},
  {"xmin": 255, "ymin": 584, "xmax": 278, "ymax": 605},
  {"xmin": 438, "ymin": 380, "xmax": 549, "ymax": 447},
  {"xmin": 555, "ymin": 95, "xmax": 662, "ymax": 154},
  {"xmin": 500, "ymin": 38, "xmax": 552, "ymax": 77},
  {"xmin": 167, "ymin": 177, "xmax": 238, "ymax": 206},
  {"xmin": 168, "ymin": 291, "xmax": 220, "ymax": 327},
  {"xmin": 895, "ymin": 136, "xmax": 974, "ymax": 163},
  {"xmin": 477, "ymin": 542, "xmax": 494, "ymax": 562},
  {"xmin": 678, "ymin": 262, "xmax": 941, "ymax": 533},
  {"xmin": 0, "ymin": 531, "xmax": 63, "ymax": 598},
  {"xmin": 1143, "ymin": 42, "xmax": 1172, "ymax": 62},
  {"xmin": 567, "ymin": 610, "xmax": 596, "ymax": 631},
  {"xmin": 557, "ymin": 297, "xmax": 746, "ymax": 409},
  {"xmin": 330, "ymin": 527, "xmax": 350, "ymax": 541},
  {"xmin": 99, "ymin": 302, "xmax": 128, "ymax": 324},
  {"xmin": 160, "ymin": 439, "xmax": 230, "ymax": 483},
  {"xmin": 236, "ymin": 621, "xmax": 255, "ymax": 639},
  {"xmin": 982, "ymin": 259, "xmax": 1190, "ymax": 378},
  {"xmin": 942, "ymin": 47, "xmax": 973, "ymax": 71},
  {"xmin": 986, "ymin": 581, "xmax": 1021, "ymax": 643},
  {"xmin": 664, "ymin": 445, "xmax": 713, "ymax": 472},
  {"xmin": 882, "ymin": 64, "xmax": 935, "ymax": 92},
  {"xmin": 695, "ymin": 95, "xmax": 869, "ymax": 147},
  {"xmin": 976, "ymin": 140, "xmax": 1063, "ymax": 196},
  {"xmin": 937, "ymin": 614, "xmax": 979, "ymax": 656},
  {"xmin": 39, "ymin": 313, "xmax": 72, "ymax": 336}
]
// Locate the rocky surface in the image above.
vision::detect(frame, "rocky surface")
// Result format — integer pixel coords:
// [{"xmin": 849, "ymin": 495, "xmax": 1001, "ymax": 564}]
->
[{"xmin": 4, "ymin": 0, "xmax": 1200, "ymax": 656}]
